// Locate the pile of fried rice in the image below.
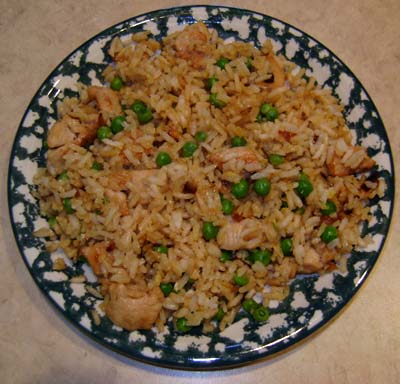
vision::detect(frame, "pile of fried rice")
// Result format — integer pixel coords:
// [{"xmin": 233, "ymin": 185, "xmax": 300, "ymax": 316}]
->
[{"xmin": 33, "ymin": 22, "xmax": 385, "ymax": 333}]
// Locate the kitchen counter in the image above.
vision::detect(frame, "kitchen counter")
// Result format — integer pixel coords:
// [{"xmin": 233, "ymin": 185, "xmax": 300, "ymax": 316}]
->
[{"xmin": 1, "ymin": 1, "xmax": 399, "ymax": 383}]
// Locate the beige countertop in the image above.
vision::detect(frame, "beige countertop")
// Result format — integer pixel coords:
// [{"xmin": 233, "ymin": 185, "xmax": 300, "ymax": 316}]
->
[{"xmin": 1, "ymin": 0, "xmax": 399, "ymax": 383}]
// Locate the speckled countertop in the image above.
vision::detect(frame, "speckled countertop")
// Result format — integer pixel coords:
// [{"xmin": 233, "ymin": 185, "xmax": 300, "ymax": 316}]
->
[{"xmin": 1, "ymin": 0, "xmax": 399, "ymax": 383}]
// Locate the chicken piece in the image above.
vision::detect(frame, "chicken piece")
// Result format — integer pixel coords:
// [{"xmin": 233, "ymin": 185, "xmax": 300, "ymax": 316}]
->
[
  {"xmin": 104, "ymin": 189, "xmax": 129, "ymax": 216},
  {"xmin": 46, "ymin": 145, "xmax": 69, "ymax": 176},
  {"xmin": 86, "ymin": 86, "xmax": 122, "ymax": 119},
  {"xmin": 70, "ymin": 104, "xmax": 101, "ymax": 131},
  {"xmin": 300, "ymin": 245, "xmax": 337, "ymax": 274},
  {"xmin": 217, "ymin": 219, "xmax": 264, "ymax": 250},
  {"xmin": 105, "ymin": 168, "xmax": 167, "ymax": 204},
  {"xmin": 174, "ymin": 22, "xmax": 211, "ymax": 69},
  {"xmin": 195, "ymin": 185, "xmax": 221, "ymax": 217},
  {"xmin": 47, "ymin": 116, "xmax": 76, "ymax": 148},
  {"xmin": 80, "ymin": 241, "xmax": 112, "ymax": 276},
  {"xmin": 327, "ymin": 146, "xmax": 375, "ymax": 176},
  {"xmin": 46, "ymin": 105, "xmax": 100, "ymax": 175},
  {"xmin": 301, "ymin": 247, "xmax": 323, "ymax": 273},
  {"xmin": 104, "ymin": 283, "xmax": 163, "ymax": 330},
  {"xmin": 47, "ymin": 114, "xmax": 98, "ymax": 149},
  {"xmin": 209, "ymin": 147, "xmax": 264, "ymax": 173}
]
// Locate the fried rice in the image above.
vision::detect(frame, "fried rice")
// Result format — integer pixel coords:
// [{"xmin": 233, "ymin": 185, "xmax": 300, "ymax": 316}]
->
[{"xmin": 33, "ymin": 22, "xmax": 385, "ymax": 333}]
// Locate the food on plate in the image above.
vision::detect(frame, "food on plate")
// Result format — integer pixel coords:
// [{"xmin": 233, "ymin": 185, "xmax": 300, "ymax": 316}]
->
[{"xmin": 34, "ymin": 22, "xmax": 384, "ymax": 332}]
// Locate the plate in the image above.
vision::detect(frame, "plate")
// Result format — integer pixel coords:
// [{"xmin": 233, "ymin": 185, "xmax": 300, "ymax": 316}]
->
[{"xmin": 8, "ymin": 5, "xmax": 394, "ymax": 369}]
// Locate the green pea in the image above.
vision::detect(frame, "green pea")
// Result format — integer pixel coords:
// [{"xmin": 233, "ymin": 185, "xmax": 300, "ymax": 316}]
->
[
  {"xmin": 231, "ymin": 179, "xmax": 250, "ymax": 199},
  {"xmin": 97, "ymin": 125, "xmax": 112, "ymax": 141},
  {"xmin": 111, "ymin": 115, "xmax": 126, "ymax": 134},
  {"xmin": 260, "ymin": 103, "xmax": 279, "ymax": 122},
  {"xmin": 160, "ymin": 282, "xmax": 174, "ymax": 297},
  {"xmin": 294, "ymin": 207, "xmax": 305, "ymax": 215},
  {"xmin": 252, "ymin": 306, "xmax": 270, "ymax": 322},
  {"xmin": 209, "ymin": 93, "xmax": 226, "ymax": 108},
  {"xmin": 213, "ymin": 307, "xmax": 225, "ymax": 322},
  {"xmin": 269, "ymin": 154, "xmax": 284, "ymax": 166},
  {"xmin": 233, "ymin": 274, "xmax": 249, "ymax": 286},
  {"xmin": 231, "ymin": 136, "xmax": 247, "ymax": 147},
  {"xmin": 48, "ymin": 216, "xmax": 57, "ymax": 229},
  {"xmin": 321, "ymin": 225, "xmax": 338, "ymax": 243},
  {"xmin": 220, "ymin": 250, "xmax": 233, "ymax": 262},
  {"xmin": 181, "ymin": 141, "xmax": 198, "ymax": 158},
  {"xmin": 137, "ymin": 109, "xmax": 153, "ymax": 124},
  {"xmin": 176, "ymin": 317, "xmax": 192, "ymax": 332},
  {"xmin": 131, "ymin": 100, "xmax": 153, "ymax": 124},
  {"xmin": 156, "ymin": 152, "xmax": 172, "ymax": 167},
  {"xmin": 131, "ymin": 100, "xmax": 147, "ymax": 114},
  {"xmin": 110, "ymin": 76, "xmax": 124, "ymax": 91},
  {"xmin": 202, "ymin": 222, "xmax": 219, "ymax": 241},
  {"xmin": 63, "ymin": 198, "xmax": 75, "ymax": 214},
  {"xmin": 295, "ymin": 173, "xmax": 313, "ymax": 198},
  {"xmin": 206, "ymin": 76, "xmax": 218, "ymax": 90},
  {"xmin": 154, "ymin": 245, "xmax": 168, "ymax": 254},
  {"xmin": 266, "ymin": 108, "xmax": 279, "ymax": 122},
  {"xmin": 260, "ymin": 103, "xmax": 274, "ymax": 116},
  {"xmin": 245, "ymin": 57, "xmax": 253, "ymax": 71},
  {"xmin": 256, "ymin": 112, "xmax": 264, "ymax": 123},
  {"xmin": 280, "ymin": 238, "xmax": 293, "ymax": 256},
  {"xmin": 242, "ymin": 298, "xmax": 260, "ymax": 314},
  {"xmin": 248, "ymin": 249, "xmax": 272, "ymax": 266},
  {"xmin": 253, "ymin": 178, "xmax": 271, "ymax": 197},
  {"xmin": 221, "ymin": 197, "xmax": 234, "ymax": 215},
  {"xmin": 57, "ymin": 170, "xmax": 69, "ymax": 181},
  {"xmin": 91, "ymin": 162, "xmax": 103, "ymax": 171},
  {"xmin": 195, "ymin": 131, "xmax": 208, "ymax": 143},
  {"xmin": 215, "ymin": 57, "xmax": 230, "ymax": 70},
  {"xmin": 321, "ymin": 200, "xmax": 337, "ymax": 216}
]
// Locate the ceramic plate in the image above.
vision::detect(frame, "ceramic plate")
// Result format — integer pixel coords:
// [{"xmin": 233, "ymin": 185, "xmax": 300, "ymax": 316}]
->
[{"xmin": 8, "ymin": 6, "xmax": 394, "ymax": 369}]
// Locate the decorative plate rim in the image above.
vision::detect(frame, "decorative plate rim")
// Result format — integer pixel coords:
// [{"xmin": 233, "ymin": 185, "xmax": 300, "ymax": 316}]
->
[{"xmin": 7, "ymin": 4, "xmax": 395, "ymax": 370}]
